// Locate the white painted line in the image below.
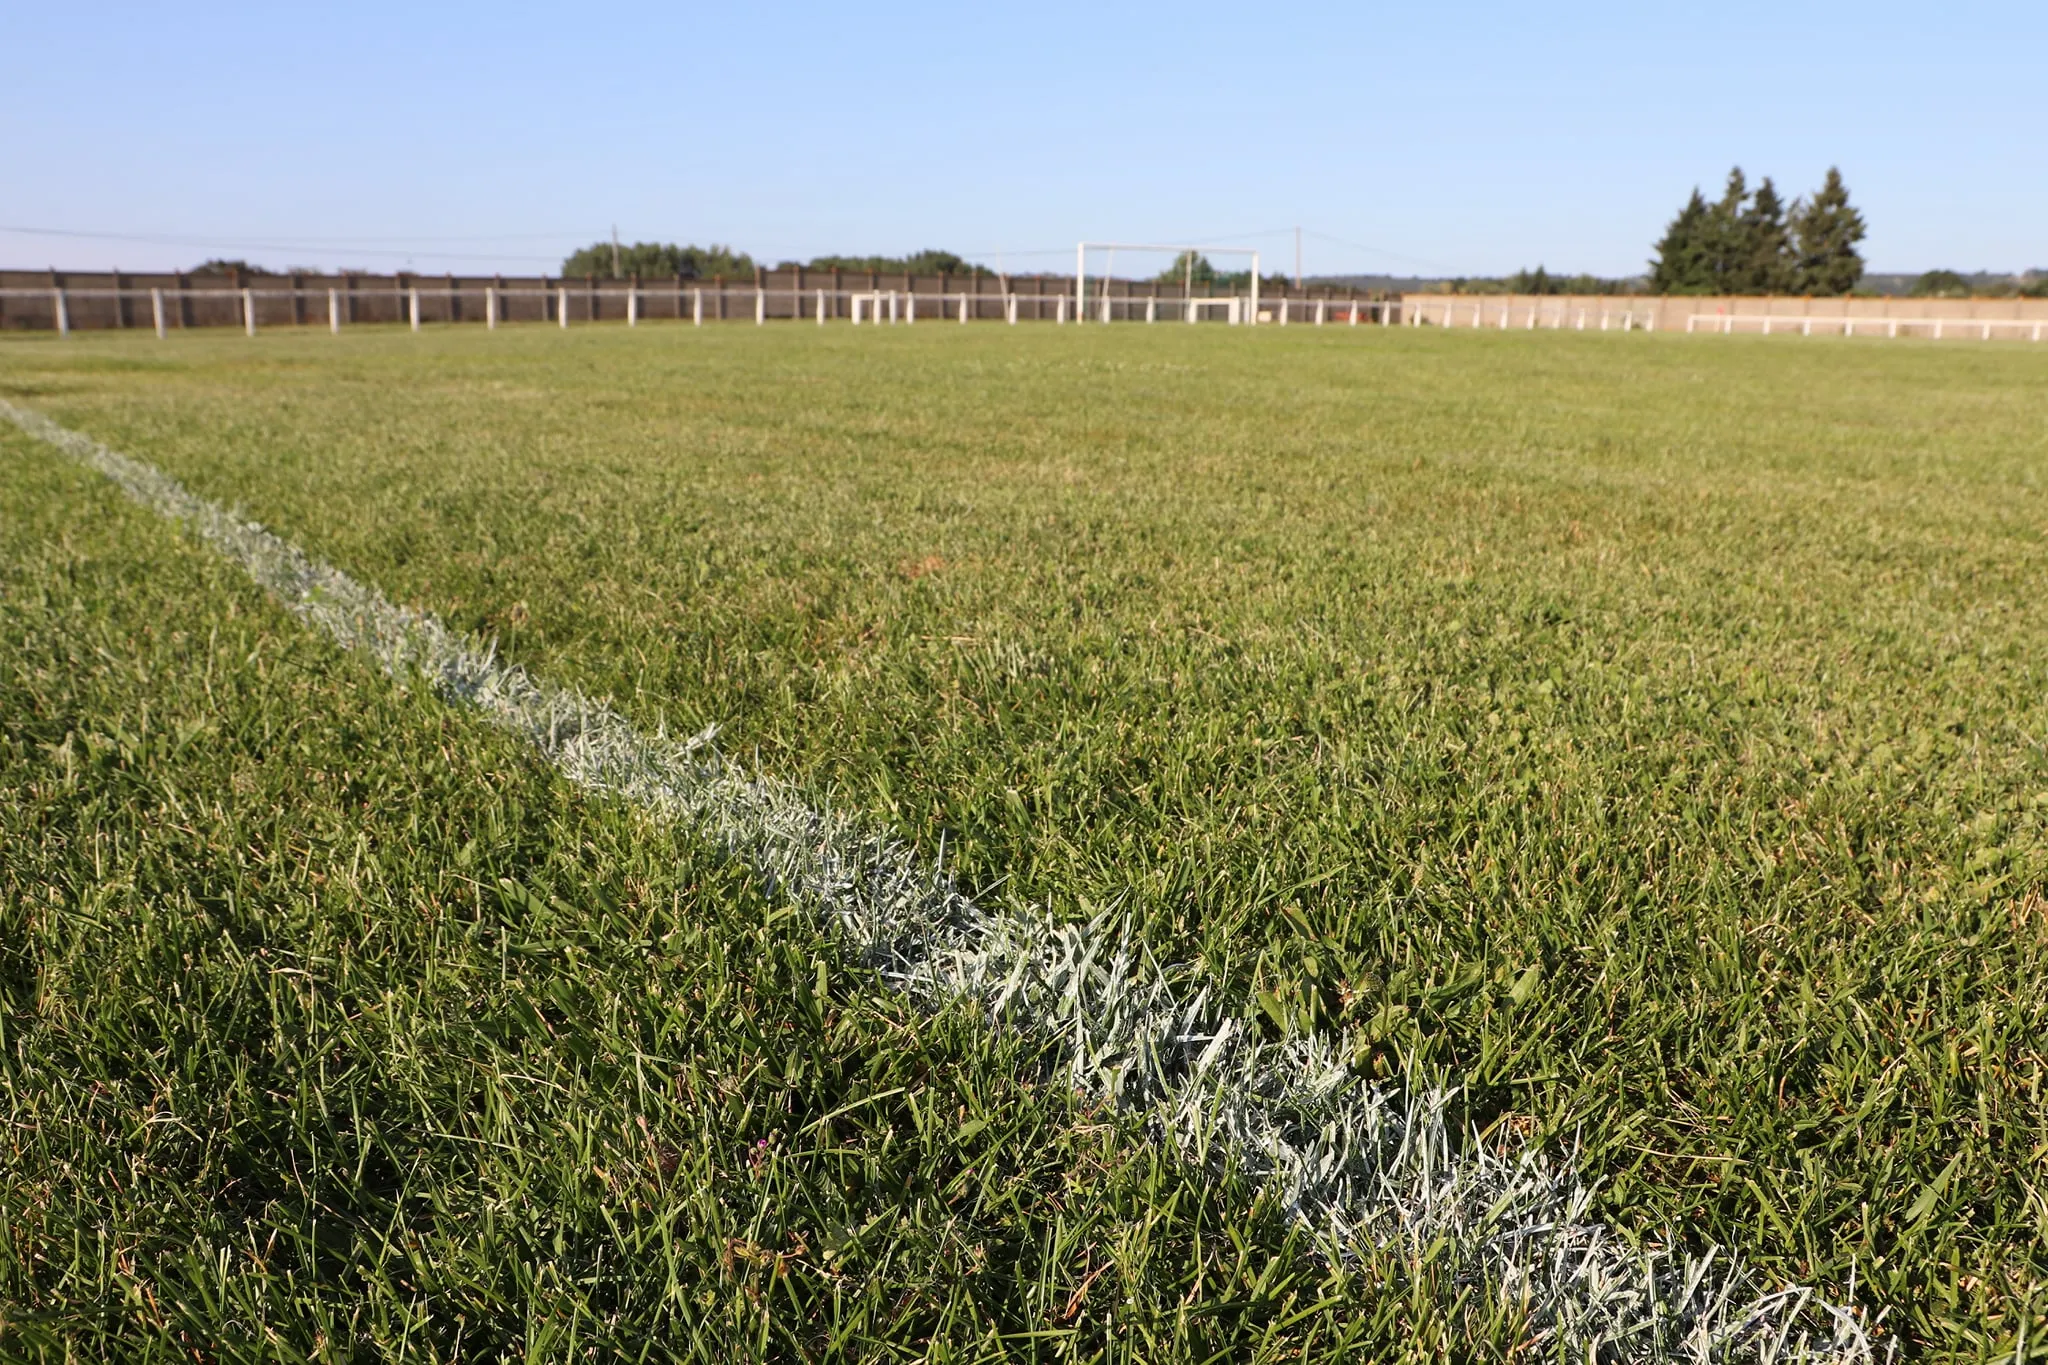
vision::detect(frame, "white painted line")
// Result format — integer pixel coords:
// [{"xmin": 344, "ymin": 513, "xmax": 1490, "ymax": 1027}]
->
[{"xmin": 0, "ymin": 399, "xmax": 1886, "ymax": 1364}]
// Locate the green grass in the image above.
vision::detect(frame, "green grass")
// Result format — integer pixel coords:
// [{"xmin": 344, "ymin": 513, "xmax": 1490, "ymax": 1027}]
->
[{"xmin": 4, "ymin": 321, "xmax": 2048, "ymax": 1357}]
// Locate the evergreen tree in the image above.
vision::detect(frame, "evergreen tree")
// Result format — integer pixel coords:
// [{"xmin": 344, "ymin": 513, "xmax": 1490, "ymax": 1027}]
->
[
  {"xmin": 1743, "ymin": 177, "xmax": 1795, "ymax": 294},
  {"xmin": 1699, "ymin": 167, "xmax": 1751, "ymax": 292},
  {"xmin": 1788, "ymin": 167, "xmax": 1866, "ymax": 296},
  {"xmin": 1649, "ymin": 188, "xmax": 1712, "ymax": 294}
]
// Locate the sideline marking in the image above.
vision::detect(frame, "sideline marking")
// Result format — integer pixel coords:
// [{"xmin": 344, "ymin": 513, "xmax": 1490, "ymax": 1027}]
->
[{"xmin": 1, "ymin": 399, "xmax": 1886, "ymax": 1362}]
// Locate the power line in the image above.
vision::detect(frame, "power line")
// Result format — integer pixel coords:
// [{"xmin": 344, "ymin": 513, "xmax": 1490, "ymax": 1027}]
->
[
  {"xmin": 0, "ymin": 224, "xmax": 586, "ymax": 246},
  {"xmin": 0, "ymin": 224, "xmax": 585, "ymax": 265},
  {"xmin": 1301, "ymin": 229, "xmax": 1454, "ymax": 273}
]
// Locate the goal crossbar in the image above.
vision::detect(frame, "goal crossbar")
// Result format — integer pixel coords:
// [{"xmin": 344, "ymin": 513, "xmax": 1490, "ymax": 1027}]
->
[{"xmin": 1076, "ymin": 241, "xmax": 1262, "ymax": 324}]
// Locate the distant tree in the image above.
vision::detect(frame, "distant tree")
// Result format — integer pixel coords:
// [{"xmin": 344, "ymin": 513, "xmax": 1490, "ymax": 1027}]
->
[
  {"xmin": 1156, "ymin": 250, "xmax": 1218, "ymax": 286},
  {"xmin": 1788, "ymin": 168, "xmax": 1866, "ymax": 295},
  {"xmin": 561, "ymin": 241, "xmax": 755, "ymax": 279},
  {"xmin": 1909, "ymin": 269, "xmax": 1971, "ymax": 299},
  {"xmin": 1652, "ymin": 166, "xmax": 1865, "ymax": 295},
  {"xmin": 1649, "ymin": 188, "xmax": 1713, "ymax": 294},
  {"xmin": 1501, "ymin": 267, "xmax": 1634, "ymax": 295},
  {"xmin": 188, "ymin": 258, "xmax": 274, "ymax": 276},
  {"xmin": 806, "ymin": 250, "xmax": 984, "ymax": 275},
  {"xmin": 1697, "ymin": 167, "xmax": 1755, "ymax": 292},
  {"xmin": 1743, "ymin": 177, "xmax": 1795, "ymax": 294}
]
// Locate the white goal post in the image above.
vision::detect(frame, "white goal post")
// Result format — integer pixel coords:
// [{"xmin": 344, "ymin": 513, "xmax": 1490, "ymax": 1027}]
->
[{"xmin": 1076, "ymin": 242, "xmax": 1262, "ymax": 324}]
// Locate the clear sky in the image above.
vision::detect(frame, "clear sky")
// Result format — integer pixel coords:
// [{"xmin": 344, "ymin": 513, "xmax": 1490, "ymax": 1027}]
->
[{"xmin": 5, "ymin": 0, "xmax": 2042, "ymax": 279}]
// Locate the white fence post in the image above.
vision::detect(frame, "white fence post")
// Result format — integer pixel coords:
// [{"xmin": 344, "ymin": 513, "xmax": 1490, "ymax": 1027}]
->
[
  {"xmin": 628, "ymin": 288, "xmax": 639, "ymax": 327},
  {"xmin": 817, "ymin": 288, "xmax": 827, "ymax": 325},
  {"xmin": 558, "ymin": 287, "xmax": 569, "ymax": 329},
  {"xmin": 755, "ymin": 288, "xmax": 765, "ymax": 325},
  {"xmin": 485, "ymin": 286, "xmax": 497, "ymax": 330},
  {"xmin": 907, "ymin": 290, "xmax": 917, "ymax": 324},
  {"xmin": 1056, "ymin": 296, "xmax": 1068, "ymax": 324},
  {"xmin": 852, "ymin": 296, "xmax": 864, "ymax": 325},
  {"xmin": 329, "ymin": 288, "xmax": 342, "ymax": 334},
  {"xmin": 52, "ymin": 288, "xmax": 69, "ymax": 336},
  {"xmin": 959, "ymin": 293, "xmax": 969, "ymax": 324},
  {"xmin": 1007, "ymin": 294, "xmax": 1018, "ymax": 325},
  {"xmin": 693, "ymin": 289, "xmax": 703, "ymax": 326},
  {"xmin": 1185, "ymin": 295, "xmax": 1196, "ymax": 324},
  {"xmin": 243, "ymin": 288, "xmax": 256, "ymax": 336},
  {"xmin": 1933, "ymin": 319, "xmax": 1943, "ymax": 340},
  {"xmin": 151, "ymin": 288, "xmax": 167, "ymax": 339},
  {"xmin": 409, "ymin": 288, "xmax": 421, "ymax": 331}
]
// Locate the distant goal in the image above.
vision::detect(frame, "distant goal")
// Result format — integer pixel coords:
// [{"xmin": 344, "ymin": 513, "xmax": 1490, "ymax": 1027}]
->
[{"xmin": 1075, "ymin": 242, "xmax": 1263, "ymax": 324}]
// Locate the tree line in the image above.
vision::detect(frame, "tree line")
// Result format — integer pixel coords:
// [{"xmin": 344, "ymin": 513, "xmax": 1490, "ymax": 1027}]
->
[
  {"xmin": 1649, "ymin": 167, "xmax": 1865, "ymax": 295},
  {"xmin": 557, "ymin": 242, "xmax": 989, "ymax": 280}
]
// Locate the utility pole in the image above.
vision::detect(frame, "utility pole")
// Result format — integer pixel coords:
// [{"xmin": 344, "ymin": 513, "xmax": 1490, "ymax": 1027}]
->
[
  {"xmin": 1294, "ymin": 226, "xmax": 1302, "ymax": 290},
  {"xmin": 610, "ymin": 225, "xmax": 623, "ymax": 278}
]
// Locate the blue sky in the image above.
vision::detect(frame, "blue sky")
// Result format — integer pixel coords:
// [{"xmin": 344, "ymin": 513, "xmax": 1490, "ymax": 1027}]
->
[{"xmin": 5, "ymin": 0, "xmax": 2042, "ymax": 279}]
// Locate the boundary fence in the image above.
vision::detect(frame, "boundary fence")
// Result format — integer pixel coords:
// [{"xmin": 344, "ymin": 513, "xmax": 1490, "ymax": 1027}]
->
[
  {"xmin": 0, "ymin": 285, "xmax": 1405, "ymax": 335},
  {"xmin": 1684, "ymin": 313, "xmax": 2047, "ymax": 341},
  {"xmin": 1406, "ymin": 293, "xmax": 2048, "ymax": 341},
  {"xmin": 14, "ymin": 273, "xmax": 2044, "ymax": 341},
  {"xmin": 0, "ymin": 268, "xmax": 1391, "ymax": 333}
]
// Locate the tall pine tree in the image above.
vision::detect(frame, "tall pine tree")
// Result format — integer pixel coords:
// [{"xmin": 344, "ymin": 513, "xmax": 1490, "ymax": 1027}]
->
[
  {"xmin": 1699, "ymin": 167, "xmax": 1751, "ymax": 293},
  {"xmin": 1743, "ymin": 177, "xmax": 1794, "ymax": 294},
  {"xmin": 1652, "ymin": 166, "xmax": 1867, "ymax": 295},
  {"xmin": 1789, "ymin": 167, "xmax": 1866, "ymax": 295},
  {"xmin": 1649, "ymin": 188, "xmax": 1712, "ymax": 293}
]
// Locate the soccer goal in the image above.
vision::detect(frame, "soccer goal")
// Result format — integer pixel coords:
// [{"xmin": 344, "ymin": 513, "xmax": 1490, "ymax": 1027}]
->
[{"xmin": 1075, "ymin": 242, "xmax": 1263, "ymax": 324}]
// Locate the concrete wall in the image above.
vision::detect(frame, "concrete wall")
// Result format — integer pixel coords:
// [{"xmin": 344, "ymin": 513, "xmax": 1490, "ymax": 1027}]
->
[{"xmin": 1404, "ymin": 293, "xmax": 2048, "ymax": 337}]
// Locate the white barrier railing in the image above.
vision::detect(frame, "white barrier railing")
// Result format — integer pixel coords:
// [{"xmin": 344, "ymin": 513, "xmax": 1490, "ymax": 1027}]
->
[
  {"xmin": 1406, "ymin": 298, "xmax": 1652, "ymax": 332},
  {"xmin": 1686, "ymin": 313, "xmax": 2047, "ymax": 341},
  {"xmin": 1, "ymin": 285, "xmax": 1394, "ymax": 334}
]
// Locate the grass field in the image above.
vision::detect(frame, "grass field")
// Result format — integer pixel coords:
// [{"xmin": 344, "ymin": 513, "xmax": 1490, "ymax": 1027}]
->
[{"xmin": 3, "ymin": 322, "xmax": 2046, "ymax": 1359}]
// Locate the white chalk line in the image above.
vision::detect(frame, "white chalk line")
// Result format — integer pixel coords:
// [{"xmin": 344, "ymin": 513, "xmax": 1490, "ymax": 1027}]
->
[{"xmin": 1, "ymin": 398, "xmax": 1888, "ymax": 1362}]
